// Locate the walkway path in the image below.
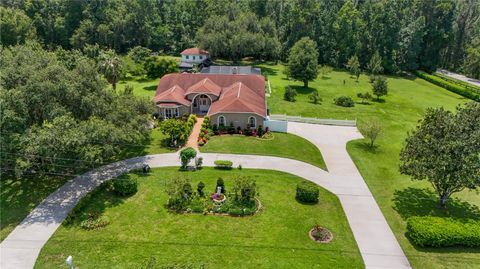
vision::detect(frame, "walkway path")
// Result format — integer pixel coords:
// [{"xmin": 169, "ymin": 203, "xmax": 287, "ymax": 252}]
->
[
  {"xmin": 185, "ymin": 117, "xmax": 203, "ymax": 149},
  {"xmin": 437, "ymin": 69, "xmax": 480, "ymax": 88},
  {"xmin": 0, "ymin": 123, "xmax": 411, "ymax": 269}
]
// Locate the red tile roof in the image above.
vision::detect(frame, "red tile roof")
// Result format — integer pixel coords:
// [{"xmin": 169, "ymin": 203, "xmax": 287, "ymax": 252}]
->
[
  {"xmin": 154, "ymin": 73, "xmax": 266, "ymax": 117},
  {"xmin": 185, "ymin": 77, "xmax": 222, "ymax": 96},
  {"xmin": 153, "ymin": 85, "xmax": 191, "ymax": 106},
  {"xmin": 181, "ymin": 48, "xmax": 209, "ymax": 55},
  {"xmin": 208, "ymin": 82, "xmax": 266, "ymax": 117}
]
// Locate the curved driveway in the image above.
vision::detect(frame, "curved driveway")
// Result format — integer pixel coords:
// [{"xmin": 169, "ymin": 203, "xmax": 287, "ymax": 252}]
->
[{"xmin": 0, "ymin": 123, "xmax": 411, "ymax": 269}]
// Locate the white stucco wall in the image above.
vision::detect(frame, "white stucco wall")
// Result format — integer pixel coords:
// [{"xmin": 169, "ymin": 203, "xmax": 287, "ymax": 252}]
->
[{"xmin": 181, "ymin": 54, "xmax": 208, "ymax": 64}]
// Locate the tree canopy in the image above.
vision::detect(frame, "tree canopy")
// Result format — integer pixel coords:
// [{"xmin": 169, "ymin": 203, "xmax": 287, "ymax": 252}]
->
[
  {"xmin": 0, "ymin": 0, "xmax": 475, "ymax": 74},
  {"xmin": 285, "ymin": 37, "xmax": 319, "ymax": 88},
  {"xmin": 399, "ymin": 102, "xmax": 480, "ymax": 207}
]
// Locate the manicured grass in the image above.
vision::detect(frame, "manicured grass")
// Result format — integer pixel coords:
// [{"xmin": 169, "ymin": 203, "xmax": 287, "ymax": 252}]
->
[
  {"xmin": 35, "ymin": 168, "xmax": 362, "ymax": 268},
  {"xmin": 201, "ymin": 132, "xmax": 327, "ymax": 170},
  {"xmin": 260, "ymin": 63, "xmax": 480, "ymax": 268},
  {"xmin": 0, "ymin": 128, "xmax": 174, "ymax": 242},
  {"xmin": 0, "ymin": 176, "xmax": 70, "ymax": 241}
]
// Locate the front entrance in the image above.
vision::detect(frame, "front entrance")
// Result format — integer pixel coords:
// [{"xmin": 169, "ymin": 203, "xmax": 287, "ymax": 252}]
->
[{"xmin": 192, "ymin": 94, "xmax": 211, "ymax": 114}]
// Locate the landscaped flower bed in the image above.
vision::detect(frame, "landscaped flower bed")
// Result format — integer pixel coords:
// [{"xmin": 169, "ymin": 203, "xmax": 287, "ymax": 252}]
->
[{"xmin": 166, "ymin": 176, "xmax": 260, "ymax": 216}]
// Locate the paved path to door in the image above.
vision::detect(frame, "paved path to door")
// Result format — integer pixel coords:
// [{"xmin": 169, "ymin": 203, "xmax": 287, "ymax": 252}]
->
[
  {"xmin": 0, "ymin": 123, "xmax": 411, "ymax": 269},
  {"xmin": 185, "ymin": 117, "xmax": 204, "ymax": 149}
]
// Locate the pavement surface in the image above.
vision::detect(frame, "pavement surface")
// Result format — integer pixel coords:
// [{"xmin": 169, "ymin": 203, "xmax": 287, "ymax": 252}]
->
[
  {"xmin": 437, "ymin": 69, "xmax": 480, "ymax": 88},
  {"xmin": 185, "ymin": 117, "xmax": 203, "ymax": 149},
  {"xmin": 0, "ymin": 123, "xmax": 411, "ymax": 269}
]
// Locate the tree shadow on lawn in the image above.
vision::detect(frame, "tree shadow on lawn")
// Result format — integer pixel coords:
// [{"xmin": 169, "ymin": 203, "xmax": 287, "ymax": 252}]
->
[
  {"xmin": 143, "ymin": 85, "xmax": 157, "ymax": 92},
  {"xmin": 393, "ymin": 187, "xmax": 480, "ymax": 221},
  {"xmin": 290, "ymin": 85, "xmax": 316, "ymax": 95}
]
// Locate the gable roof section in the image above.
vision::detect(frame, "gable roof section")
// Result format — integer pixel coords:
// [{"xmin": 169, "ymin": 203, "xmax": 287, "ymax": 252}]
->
[
  {"xmin": 181, "ymin": 48, "xmax": 209, "ymax": 55},
  {"xmin": 185, "ymin": 77, "xmax": 222, "ymax": 96},
  {"xmin": 153, "ymin": 85, "xmax": 191, "ymax": 106},
  {"xmin": 208, "ymin": 82, "xmax": 266, "ymax": 117}
]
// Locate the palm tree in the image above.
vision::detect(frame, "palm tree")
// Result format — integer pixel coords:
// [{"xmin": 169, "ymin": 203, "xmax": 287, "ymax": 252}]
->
[{"xmin": 99, "ymin": 50, "xmax": 123, "ymax": 91}]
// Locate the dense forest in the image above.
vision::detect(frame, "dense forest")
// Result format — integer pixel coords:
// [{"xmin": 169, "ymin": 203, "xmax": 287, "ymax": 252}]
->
[{"xmin": 1, "ymin": 0, "xmax": 479, "ymax": 75}]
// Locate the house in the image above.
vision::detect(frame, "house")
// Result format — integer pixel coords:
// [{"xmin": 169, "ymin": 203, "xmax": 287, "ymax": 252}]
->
[
  {"xmin": 154, "ymin": 73, "xmax": 266, "ymax": 129},
  {"xmin": 179, "ymin": 48, "xmax": 210, "ymax": 70}
]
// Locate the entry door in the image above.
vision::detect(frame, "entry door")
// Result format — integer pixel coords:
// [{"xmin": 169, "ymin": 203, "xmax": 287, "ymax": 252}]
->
[{"xmin": 199, "ymin": 96, "xmax": 210, "ymax": 113}]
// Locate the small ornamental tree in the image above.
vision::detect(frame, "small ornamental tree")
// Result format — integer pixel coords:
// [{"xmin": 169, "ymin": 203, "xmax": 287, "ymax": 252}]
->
[
  {"xmin": 399, "ymin": 103, "xmax": 480, "ymax": 207},
  {"xmin": 357, "ymin": 92, "xmax": 372, "ymax": 104},
  {"xmin": 367, "ymin": 51, "xmax": 383, "ymax": 75},
  {"xmin": 319, "ymin": 65, "xmax": 333, "ymax": 78},
  {"xmin": 179, "ymin": 147, "xmax": 197, "ymax": 169},
  {"xmin": 197, "ymin": 181, "xmax": 205, "ymax": 196},
  {"xmin": 371, "ymin": 76, "xmax": 388, "ymax": 100},
  {"xmin": 285, "ymin": 37, "xmax": 319, "ymax": 88},
  {"xmin": 160, "ymin": 119, "xmax": 189, "ymax": 147},
  {"xmin": 284, "ymin": 86, "xmax": 297, "ymax": 102},
  {"xmin": 309, "ymin": 91, "xmax": 322, "ymax": 104},
  {"xmin": 360, "ymin": 120, "xmax": 382, "ymax": 148},
  {"xmin": 232, "ymin": 176, "xmax": 257, "ymax": 202},
  {"xmin": 346, "ymin": 55, "xmax": 361, "ymax": 81}
]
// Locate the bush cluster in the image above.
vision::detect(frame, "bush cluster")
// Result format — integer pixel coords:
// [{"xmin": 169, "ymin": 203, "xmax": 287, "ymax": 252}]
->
[
  {"xmin": 296, "ymin": 181, "xmax": 319, "ymax": 203},
  {"xmin": 415, "ymin": 71, "xmax": 480, "ymax": 102},
  {"xmin": 407, "ymin": 216, "xmax": 480, "ymax": 248},
  {"xmin": 180, "ymin": 147, "xmax": 197, "ymax": 169},
  {"xmin": 214, "ymin": 160, "xmax": 233, "ymax": 169},
  {"xmin": 334, "ymin": 96, "xmax": 355, "ymax": 107},
  {"xmin": 113, "ymin": 177, "xmax": 138, "ymax": 196},
  {"xmin": 284, "ymin": 86, "xmax": 298, "ymax": 102}
]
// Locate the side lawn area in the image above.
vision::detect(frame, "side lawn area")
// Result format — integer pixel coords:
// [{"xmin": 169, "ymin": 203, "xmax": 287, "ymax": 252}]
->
[
  {"xmin": 201, "ymin": 132, "xmax": 327, "ymax": 170},
  {"xmin": 261, "ymin": 63, "xmax": 480, "ymax": 269}
]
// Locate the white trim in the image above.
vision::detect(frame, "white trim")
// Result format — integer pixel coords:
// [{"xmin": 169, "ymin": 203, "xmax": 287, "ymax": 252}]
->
[
  {"xmin": 217, "ymin": 115, "xmax": 226, "ymax": 126},
  {"xmin": 208, "ymin": 111, "xmax": 266, "ymax": 119},
  {"xmin": 190, "ymin": 93, "xmax": 213, "ymax": 114},
  {"xmin": 248, "ymin": 116, "xmax": 256, "ymax": 128}
]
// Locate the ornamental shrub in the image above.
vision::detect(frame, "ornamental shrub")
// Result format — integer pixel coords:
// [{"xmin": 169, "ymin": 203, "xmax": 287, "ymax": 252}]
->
[
  {"xmin": 407, "ymin": 216, "xmax": 480, "ymax": 248},
  {"xmin": 216, "ymin": 177, "xmax": 226, "ymax": 193},
  {"xmin": 197, "ymin": 181, "xmax": 205, "ymax": 196},
  {"xmin": 296, "ymin": 181, "xmax": 319, "ymax": 203},
  {"xmin": 334, "ymin": 96, "xmax": 354, "ymax": 107},
  {"xmin": 284, "ymin": 86, "xmax": 297, "ymax": 102},
  {"xmin": 113, "ymin": 177, "xmax": 138, "ymax": 196},
  {"xmin": 214, "ymin": 160, "xmax": 233, "ymax": 169},
  {"xmin": 179, "ymin": 147, "xmax": 197, "ymax": 169}
]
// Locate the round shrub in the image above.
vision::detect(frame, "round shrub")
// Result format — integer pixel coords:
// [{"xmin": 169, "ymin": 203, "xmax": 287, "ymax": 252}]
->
[
  {"xmin": 296, "ymin": 181, "xmax": 319, "ymax": 203},
  {"xmin": 334, "ymin": 96, "xmax": 355, "ymax": 107},
  {"xmin": 113, "ymin": 177, "xmax": 138, "ymax": 196}
]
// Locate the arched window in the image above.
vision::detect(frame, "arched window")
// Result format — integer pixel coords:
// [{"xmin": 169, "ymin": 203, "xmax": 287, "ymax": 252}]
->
[
  {"xmin": 248, "ymin": 116, "xmax": 256, "ymax": 128},
  {"xmin": 218, "ymin": 115, "xmax": 226, "ymax": 127}
]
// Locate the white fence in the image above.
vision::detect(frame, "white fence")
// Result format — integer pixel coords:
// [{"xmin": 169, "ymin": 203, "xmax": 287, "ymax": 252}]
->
[
  {"xmin": 269, "ymin": 114, "xmax": 356, "ymax": 127},
  {"xmin": 263, "ymin": 119, "xmax": 288, "ymax": 133}
]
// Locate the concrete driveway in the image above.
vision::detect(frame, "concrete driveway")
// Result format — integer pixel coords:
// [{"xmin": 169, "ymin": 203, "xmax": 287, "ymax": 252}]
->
[{"xmin": 0, "ymin": 123, "xmax": 411, "ymax": 269}]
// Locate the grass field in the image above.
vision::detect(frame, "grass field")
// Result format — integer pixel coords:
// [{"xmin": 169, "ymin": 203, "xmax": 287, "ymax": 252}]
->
[
  {"xmin": 201, "ymin": 133, "xmax": 327, "ymax": 170},
  {"xmin": 259, "ymin": 63, "xmax": 480, "ymax": 268},
  {"xmin": 35, "ymin": 168, "xmax": 363, "ymax": 268}
]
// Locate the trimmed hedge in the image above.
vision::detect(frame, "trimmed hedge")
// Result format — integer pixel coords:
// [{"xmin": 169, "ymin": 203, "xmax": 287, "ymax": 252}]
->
[
  {"xmin": 334, "ymin": 96, "xmax": 355, "ymax": 107},
  {"xmin": 414, "ymin": 71, "xmax": 480, "ymax": 102},
  {"xmin": 296, "ymin": 181, "xmax": 319, "ymax": 203},
  {"xmin": 407, "ymin": 216, "xmax": 480, "ymax": 248},
  {"xmin": 214, "ymin": 160, "xmax": 233, "ymax": 169},
  {"xmin": 113, "ymin": 177, "xmax": 138, "ymax": 196}
]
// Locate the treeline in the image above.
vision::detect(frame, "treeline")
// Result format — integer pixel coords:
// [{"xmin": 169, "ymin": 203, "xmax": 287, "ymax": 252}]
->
[
  {"xmin": 1, "ymin": 0, "xmax": 479, "ymax": 75},
  {"xmin": 0, "ymin": 44, "xmax": 153, "ymax": 177}
]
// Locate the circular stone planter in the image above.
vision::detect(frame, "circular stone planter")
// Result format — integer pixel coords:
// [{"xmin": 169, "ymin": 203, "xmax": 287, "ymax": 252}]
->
[
  {"xmin": 211, "ymin": 195, "xmax": 226, "ymax": 204},
  {"xmin": 309, "ymin": 227, "xmax": 333, "ymax": 243}
]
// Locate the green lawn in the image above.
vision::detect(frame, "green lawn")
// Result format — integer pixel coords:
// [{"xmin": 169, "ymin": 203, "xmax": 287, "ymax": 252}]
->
[
  {"xmin": 260, "ymin": 63, "xmax": 480, "ymax": 268},
  {"xmin": 0, "ymin": 128, "xmax": 174, "ymax": 242},
  {"xmin": 201, "ymin": 132, "xmax": 327, "ymax": 170},
  {"xmin": 35, "ymin": 168, "xmax": 362, "ymax": 268}
]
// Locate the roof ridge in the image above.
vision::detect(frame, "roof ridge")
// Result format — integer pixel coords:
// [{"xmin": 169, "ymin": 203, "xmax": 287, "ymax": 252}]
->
[{"xmin": 237, "ymin": 82, "xmax": 241, "ymax": 98}]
